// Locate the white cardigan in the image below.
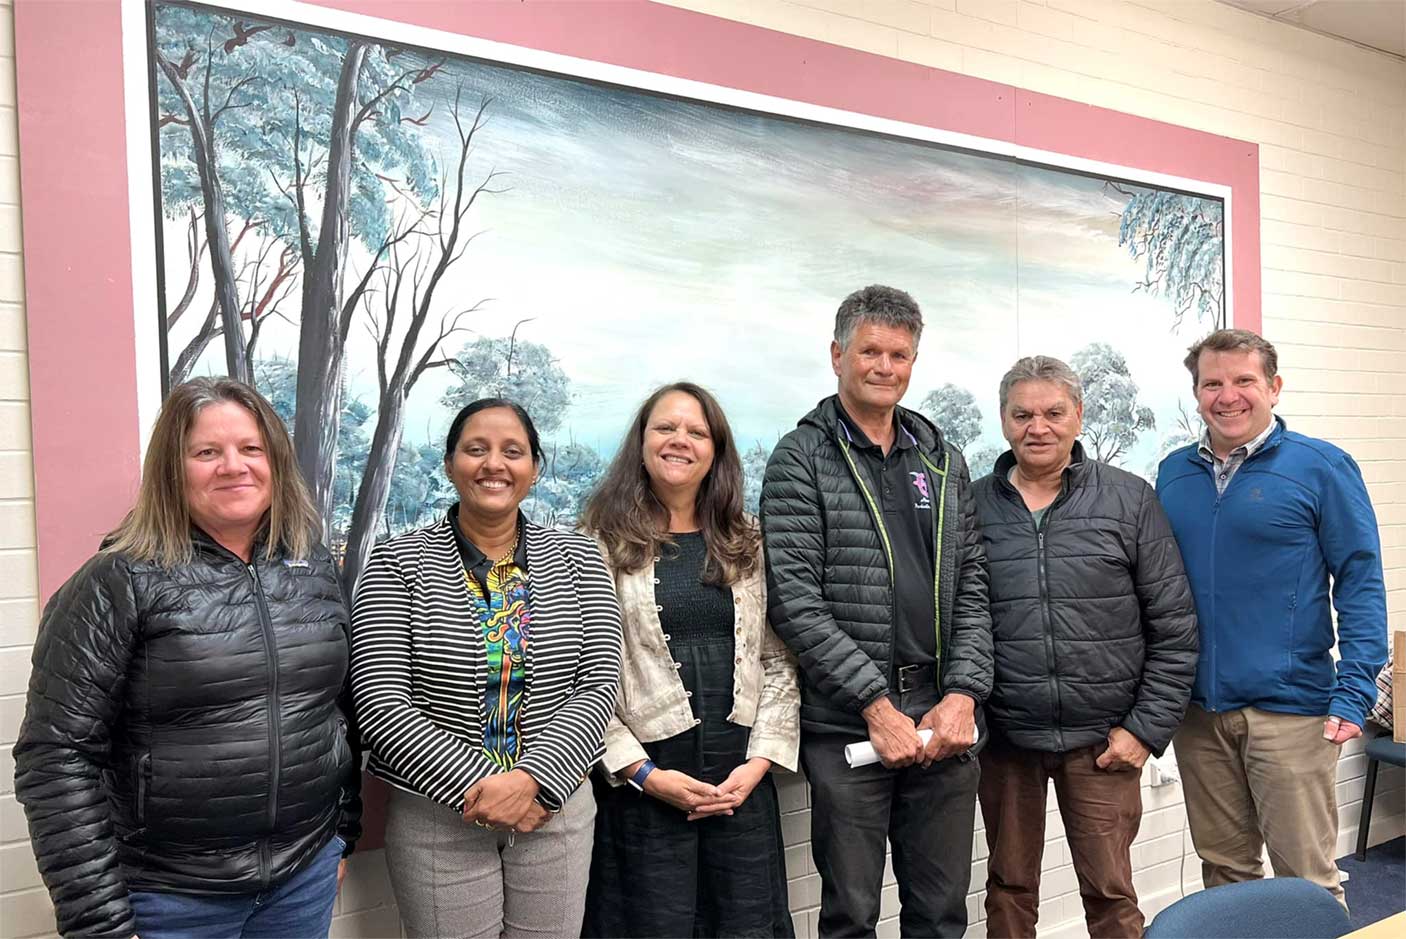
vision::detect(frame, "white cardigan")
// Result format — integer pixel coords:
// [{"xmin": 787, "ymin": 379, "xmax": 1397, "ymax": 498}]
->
[{"xmin": 599, "ymin": 537, "xmax": 801, "ymax": 778}]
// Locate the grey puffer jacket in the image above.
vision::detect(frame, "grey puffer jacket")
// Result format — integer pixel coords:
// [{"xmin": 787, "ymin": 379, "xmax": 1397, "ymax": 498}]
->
[
  {"xmin": 760, "ymin": 396, "xmax": 993, "ymax": 736},
  {"xmin": 971, "ymin": 444, "xmax": 1198, "ymax": 755},
  {"xmin": 14, "ymin": 530, "xmax": 361, "ymax": 939}
]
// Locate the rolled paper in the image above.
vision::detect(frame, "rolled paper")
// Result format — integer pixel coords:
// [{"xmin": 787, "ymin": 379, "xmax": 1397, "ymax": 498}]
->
[{"xmin": 843, "ymin": 726, "xmax": 979, "ymax": 768}]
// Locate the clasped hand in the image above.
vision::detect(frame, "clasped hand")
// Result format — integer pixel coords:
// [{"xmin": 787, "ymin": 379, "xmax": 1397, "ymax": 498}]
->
[
  {"xmin": 864, "ymin": 693, "xmax": 975, "ymax": 769},
  {"xmin": 462, "ymin": 769, "xmax": 551, "ymax": 833},
  {"xmin": 625, "ymin": 757, "xmax": 771, "ymax": 822}
]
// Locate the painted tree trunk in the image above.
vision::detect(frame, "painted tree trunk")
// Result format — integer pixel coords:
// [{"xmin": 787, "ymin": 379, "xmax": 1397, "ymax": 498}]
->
[
  {"xmin": 170, "ymin": 299, "xmax": 220, "ymax": 387},
  {"xmin": 156, "ymin": 54, "xmax": 247, "ymax": 383},
  {"xmin": 342, "ymin": 387, "xmax": 407, "ymax": 596},
  {"xmin": 293, "ymin": 42, "xmax": 366, "ymax": 533}
]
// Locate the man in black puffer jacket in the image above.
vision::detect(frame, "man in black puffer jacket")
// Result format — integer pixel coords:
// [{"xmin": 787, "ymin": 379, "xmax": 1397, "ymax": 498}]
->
[
  {"xmin": 971, "ymin": 355, "xmax": 1197, "ymax": 939},
  {"xmin": 762, "ymin": 285, "xmax": 992, "ymax": 939}
]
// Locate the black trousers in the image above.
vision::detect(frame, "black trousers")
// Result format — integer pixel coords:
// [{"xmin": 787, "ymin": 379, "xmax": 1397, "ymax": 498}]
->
[{"xmin": 801, "ymin": 698, "xmax": 980, "ymax": 938}]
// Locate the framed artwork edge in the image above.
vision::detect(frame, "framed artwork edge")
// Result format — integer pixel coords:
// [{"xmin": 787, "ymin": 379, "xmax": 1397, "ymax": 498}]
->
[{"xmin": 15, "ymin": 0, "xmax": 1260, "ymax": 602}]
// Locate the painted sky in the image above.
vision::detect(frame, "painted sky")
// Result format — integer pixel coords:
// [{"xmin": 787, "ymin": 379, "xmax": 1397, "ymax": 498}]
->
[{"xmin": 160, "ymin": 18, "xmax": 1223, "ymax": 477}]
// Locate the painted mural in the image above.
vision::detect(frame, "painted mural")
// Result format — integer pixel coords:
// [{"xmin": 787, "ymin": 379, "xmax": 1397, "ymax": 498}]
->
[{"xmin": 149, "ymin": 1, "xmax": 1226, "ymax": 591}]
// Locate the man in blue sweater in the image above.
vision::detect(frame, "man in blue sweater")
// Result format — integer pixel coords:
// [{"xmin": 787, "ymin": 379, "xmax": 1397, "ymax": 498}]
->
[{"xmin": 1156, "ymin": 328, "xmax": 1387, "ymax": 905}]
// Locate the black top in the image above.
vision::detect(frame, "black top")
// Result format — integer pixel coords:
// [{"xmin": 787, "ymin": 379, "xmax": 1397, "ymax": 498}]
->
[
  {"xmin": 448, "ymin": 504, "xmax": 528, "ymax": 594},
  {"xmin": 836, "ymin": 403, "xmax": 936, "ymax": 669},
  {"xmin": 971, "ymin": 443, "xmax": 1198, "ymax": 755},
  {"xmin": 13, "ymin": 534, "xmax": 361, "ymax": 938},
  {"xmin": 655, "ymin": 532, "xmax": 736, "ymax": 646}
]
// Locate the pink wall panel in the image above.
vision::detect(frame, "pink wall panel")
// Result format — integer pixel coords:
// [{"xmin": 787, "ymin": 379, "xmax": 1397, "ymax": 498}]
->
[
  {"xmin": 15, "ymin": 0, "xmax": 143, "ymax": 602},
  {"xmin": 16, "ymin": 0, "xmax": 1260, "ymax": 603}
]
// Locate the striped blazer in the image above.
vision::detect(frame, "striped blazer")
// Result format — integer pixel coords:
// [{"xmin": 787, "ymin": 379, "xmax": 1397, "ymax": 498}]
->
[{"xmin": 350, "ymin": 515, "xmax": 623, "ymax": 811}]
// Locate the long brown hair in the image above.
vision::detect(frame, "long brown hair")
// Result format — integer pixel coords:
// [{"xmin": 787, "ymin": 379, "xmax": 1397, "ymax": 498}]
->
[
  {"xmin": 103, "ymin": 378, "xmax": 321, "ymax": 567},
  {"xmin": 581, "ymin": 382, "xmax": 758, "ymax": 586}
]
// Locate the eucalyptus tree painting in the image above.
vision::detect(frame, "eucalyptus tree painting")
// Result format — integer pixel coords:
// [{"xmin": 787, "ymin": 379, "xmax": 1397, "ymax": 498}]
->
[{"xmin": 149, "ymin": 1, "xmax": 1226, "ymax": 590}]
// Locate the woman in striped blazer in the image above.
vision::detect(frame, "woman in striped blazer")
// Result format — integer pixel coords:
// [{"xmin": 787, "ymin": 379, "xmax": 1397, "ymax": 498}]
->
[{"xmin": 350, "ymin": 398, "xmax": 622, "ymax": 939}]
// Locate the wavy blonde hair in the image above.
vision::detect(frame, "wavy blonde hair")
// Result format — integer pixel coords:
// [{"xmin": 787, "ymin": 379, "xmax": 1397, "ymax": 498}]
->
[{"xmin": 103, "ymin": 378, "xmax": 321, "ymax": 567}]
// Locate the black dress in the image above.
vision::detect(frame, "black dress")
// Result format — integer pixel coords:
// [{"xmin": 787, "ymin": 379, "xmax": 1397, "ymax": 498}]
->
[{"xmin": 583, "ymin": 533, "xmax": 794, "ymax": 939}]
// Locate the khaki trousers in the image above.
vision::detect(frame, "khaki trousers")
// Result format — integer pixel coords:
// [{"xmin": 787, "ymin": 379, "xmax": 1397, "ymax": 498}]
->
[
  {"xmin": 978, "ymin": 737, "xmax": 1144, "ymax": 939},
  {"xmin": 1175, "ymin": 705, "xmax": 1344, "ymax": 905}
]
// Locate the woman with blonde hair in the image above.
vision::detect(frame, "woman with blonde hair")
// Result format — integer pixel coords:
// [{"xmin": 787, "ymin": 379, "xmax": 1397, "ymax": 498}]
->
[
  {"xmin": 581, "ymin": 381, "xmax": 800, "ymax": 938},
  {"xmin": 15, "ymin": 377, "xmax": 360, "ymax": 939}
]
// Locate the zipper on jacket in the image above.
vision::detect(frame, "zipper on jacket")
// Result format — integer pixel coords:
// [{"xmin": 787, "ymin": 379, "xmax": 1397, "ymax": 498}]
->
[
  {"xmin": 1035, "ymin": 529, "xmax": 1064, "ymax": 751},
  {"xmin": 1208, "ymin": 492, "xmax": 1221, "ymax": 711},
  {"xmin": 247, "ymin": 561, "xmax": 280, "ymax": 889},
  {"xmin": 1000, "ymin": 469, "xmax": 1074, "ymax": 749},
  {"xmin": 918, "ymin": 452, "xmax": 949, "ymax": 683},
  {"xmin": 837, "ymin": 436, "xmax": 897, "ymax": 685},
  {"xmin": 1191, "ymin": 423, "xmax": 1281, "ymax": 712}
]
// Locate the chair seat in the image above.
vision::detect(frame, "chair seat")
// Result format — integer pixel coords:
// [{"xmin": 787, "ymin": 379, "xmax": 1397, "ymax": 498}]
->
[
  {"xmin": 1365, "ymin": 735, "xmax": 1406, "ymax": 767},
  {"xmin": 1144, "ymin": 878, "xmax": 1350, "ymax": 938}
]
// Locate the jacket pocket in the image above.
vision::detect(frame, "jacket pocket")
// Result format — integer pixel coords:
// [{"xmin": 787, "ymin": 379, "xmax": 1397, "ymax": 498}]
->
[
  {"xmin": 133, "ymin": 752, "xmax": 151, "ymax": 826},
  {"xmin": 1284, "ymin": 592, "xmax": 1298, "ymax": 683},
  {"xmin": 334, "ymin": 717, "xmax": 352, "ymax": 779}
]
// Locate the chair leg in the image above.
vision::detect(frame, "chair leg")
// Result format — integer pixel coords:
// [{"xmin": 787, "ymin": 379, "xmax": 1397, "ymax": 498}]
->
[{"xmin": 1356, "ymin": 757, "xmax": 1380, "ymax": 862}]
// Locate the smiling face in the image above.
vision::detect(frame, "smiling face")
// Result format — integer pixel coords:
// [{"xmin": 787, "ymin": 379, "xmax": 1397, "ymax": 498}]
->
[
  {"xmin": 641, "ymin": 390, "xmax": 716, "ymax": 504},
  {"xmin": 832, "ymin": 320, "xmax": 917, "ymax": 417},
  {"xmin": 445, "ymin": 406, "xmax": 538, "ymax": 523},
  {"xmin": 1194, "ymin": 348, "xmax": 1281, "ymax": 455},
  {"xmin": 184, "ymin": 401, "xmax": 273, "ymax": 542},
  {"xmin": 1001, "ymin": 380, "xmax": 1083, "ymax": 476}
]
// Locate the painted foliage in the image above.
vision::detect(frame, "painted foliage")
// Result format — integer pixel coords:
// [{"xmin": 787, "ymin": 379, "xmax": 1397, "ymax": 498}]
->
[{"xmin": 150, "ymin": 2, "xmax": 1225, "ymax": 591}]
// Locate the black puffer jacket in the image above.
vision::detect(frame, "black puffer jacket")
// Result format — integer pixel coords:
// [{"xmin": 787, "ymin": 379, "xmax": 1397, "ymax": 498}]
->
[
  {"xmin": 760, "ymin": 396, "xmax": 993, "ymax": 736},
  {"xmin": 971, "ymin": 444, "xmax": 1198, "ymax": 755},
  {"xmin": 15, "ymin": 532, "xmax": 361, "ymax": 938}
]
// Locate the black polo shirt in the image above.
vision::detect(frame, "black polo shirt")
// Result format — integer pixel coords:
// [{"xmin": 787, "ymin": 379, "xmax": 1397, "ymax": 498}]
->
[
  {"xmin": 447, "ymin": 506, "xmax": 528, "ymax": 595},
  {"xmin": 836, "ymin": 404, "xmax": 937, "ymax": 668}
]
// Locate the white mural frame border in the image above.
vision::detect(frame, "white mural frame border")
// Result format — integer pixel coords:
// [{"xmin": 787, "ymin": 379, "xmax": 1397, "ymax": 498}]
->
[{"xmin": 120, "ymin": 0, "xmax": 1234, "ymax": 436}]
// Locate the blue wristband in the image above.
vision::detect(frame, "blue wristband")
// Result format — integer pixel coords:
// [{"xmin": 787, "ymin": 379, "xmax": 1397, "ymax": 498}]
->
[{"xmin": 627, "ymin": 760, "xmax": 657, "ymax": 792}]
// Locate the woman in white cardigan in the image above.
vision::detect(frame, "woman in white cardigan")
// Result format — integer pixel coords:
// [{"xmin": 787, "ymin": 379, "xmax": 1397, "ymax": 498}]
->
[
  {"xmin": 351, "ymin": 398, "xmax": 622, "ymax": 939},
  {"xmin": 580, "ymin": 382, "xmax": 800, "ymax": 938}
]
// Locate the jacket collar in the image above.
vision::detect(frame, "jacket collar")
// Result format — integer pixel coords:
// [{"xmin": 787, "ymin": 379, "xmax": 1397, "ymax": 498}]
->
[
  {"xmin": 1182, "ymin": 415, "xmax": 1287, "ymax": 467},
  {"xmin": 993, "ymin": 440, "xmax": 1088, "ymax": 493},
  {"xmin": 190, "ymin": 520, "xmax": 270, "ymax": 561},
  {"xmin": 802, "ymin": 394, "xmax": 944, "ymax": 455},
  {"xmin": 430, "ymin": 510, "xmax": 542, "ymax": 562},
  {"xmin": 446, "ymin": 504, "xmax": 528, "ymax": 570}
]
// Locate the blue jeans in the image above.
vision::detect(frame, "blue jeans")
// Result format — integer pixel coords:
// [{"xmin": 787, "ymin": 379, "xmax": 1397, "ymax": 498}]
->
[{"xmin": 129, "ymin": 836, "xmax": 343, "ymax": 939}]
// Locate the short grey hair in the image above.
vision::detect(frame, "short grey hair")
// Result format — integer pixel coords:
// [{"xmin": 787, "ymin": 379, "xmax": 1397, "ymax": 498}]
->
[
  {"xmin": 834, "ymin": 284, "xmax": 923, "ymax": 350},
  {"xmin": 998, "ymin": 355, "xmax": 1083, "ymax": 413},
  {"xmin": 1183, "ymin": 328, "xmax": 1278, "ymax": 386}
]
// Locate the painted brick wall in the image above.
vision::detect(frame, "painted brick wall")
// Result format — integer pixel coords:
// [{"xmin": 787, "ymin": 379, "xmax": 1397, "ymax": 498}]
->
[
  {"xmin": 1, "ymin": 0, "xmax": 49, "ymax": 935},
  {"xmin": 2, "ymin": 2, "xmax": 1402, "ymax": 938}
]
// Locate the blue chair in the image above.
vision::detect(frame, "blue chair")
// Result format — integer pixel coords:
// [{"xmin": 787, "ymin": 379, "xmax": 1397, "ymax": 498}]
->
[
  {"xmin": 1144, "ymin": 877, "xmax": 1350, "ymax": 938},
  {"xmin": 1356, "ymin": 732, "xmax": 1406, "ymax": 861}
]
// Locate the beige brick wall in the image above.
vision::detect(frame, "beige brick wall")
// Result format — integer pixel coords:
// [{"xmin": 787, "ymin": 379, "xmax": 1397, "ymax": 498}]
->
[
  {"xmin": 1, "ymin": 0, "xmax": 47, "ymax": 935},
  {"xmin": 2, "ymin": 2, "xmax": 1402, "ymax": 937}
]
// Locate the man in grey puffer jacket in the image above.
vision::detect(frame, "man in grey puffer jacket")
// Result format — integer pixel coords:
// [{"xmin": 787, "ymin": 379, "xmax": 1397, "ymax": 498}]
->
[
  {"xmin": 762, "ymin": 285, "xmax": 992, "ymax": 939},
  {"xmin": 971, "ymin": 355, "xmax": 1198, "ymax": 939}
]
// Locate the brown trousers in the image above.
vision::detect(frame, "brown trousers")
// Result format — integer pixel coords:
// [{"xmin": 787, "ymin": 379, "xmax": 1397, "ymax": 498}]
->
[
  {"xmin": 978, "ymin": 737, "xmax": 1144, "ymax": 939},
  {"xmin": 1175, "ymin": 705, "xmax": 1344, "ymax": 905}
]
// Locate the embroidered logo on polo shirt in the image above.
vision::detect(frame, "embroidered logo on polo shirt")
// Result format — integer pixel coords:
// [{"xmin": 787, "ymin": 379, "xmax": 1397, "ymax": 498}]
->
[{"xmin": 910, "ymin": 471, "xmax": 932, "ymax": 510}]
